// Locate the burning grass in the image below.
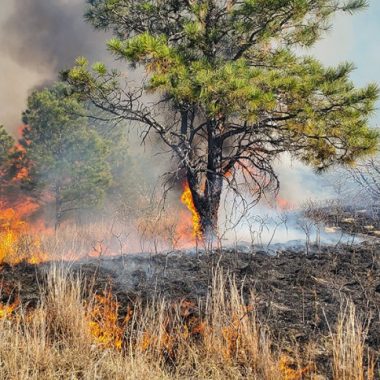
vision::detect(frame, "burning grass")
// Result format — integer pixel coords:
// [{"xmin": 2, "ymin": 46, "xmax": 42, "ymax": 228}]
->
[
  {"xmin": 0, "ymin": 264, "xmax": 377, "ymax": 379},
  {"xmin": 0, "ymin": 178, "xmax": 202, "ymax": 265},
  {"xmin": 0, "ymin": 207, "xmax": 48, "ymax": 265}
]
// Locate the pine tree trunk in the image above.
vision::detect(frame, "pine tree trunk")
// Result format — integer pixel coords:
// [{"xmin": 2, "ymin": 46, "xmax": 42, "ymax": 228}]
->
[
  {"xmin": 188, "ymin": 119, "xmax": 224, "ymax": 241},
  {"xmin": 199, "ymin": 178, "xmax": 223, "ymax": 240},
  {"xmin": 55, "ymin": 185, "xmax": 63, "ymax": 231},
  {"xmin": 188, "ymin": 171, "xmax": 223, "ymax": 241}
]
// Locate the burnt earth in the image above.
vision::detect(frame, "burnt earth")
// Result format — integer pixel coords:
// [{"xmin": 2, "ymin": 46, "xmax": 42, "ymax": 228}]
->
[
  {"xmin": 310, "ymin": 204, "xmax": 380, "ymax": 238},
  {"xmin": 1, "ymin": 242, "xmax": 380, "ymax": 376}
]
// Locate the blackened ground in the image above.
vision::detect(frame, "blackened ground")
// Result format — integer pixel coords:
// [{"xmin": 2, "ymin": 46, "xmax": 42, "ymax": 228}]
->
[
  {"xmin": 1, "ymin": 242, "xmax": 380, "ymax": 374},
  {"xmin": 309, "ymin": 203, "xmax": 380, "ymax": 238}
]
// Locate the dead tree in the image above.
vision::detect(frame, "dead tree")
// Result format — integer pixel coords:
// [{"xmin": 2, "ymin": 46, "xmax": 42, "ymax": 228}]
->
[{"xmin": 347, "ymin": 158, "xmax": 380, "ymax": 203}]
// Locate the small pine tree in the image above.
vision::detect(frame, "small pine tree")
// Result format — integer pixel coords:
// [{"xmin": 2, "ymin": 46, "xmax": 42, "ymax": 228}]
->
[
  {"xmin": 0, "ymin": 125, "xmax": 15, "ymax": 189},
  {"xmin": 0, "ymin": 126, "xmax": 14, "ymax": 164},
  {"xmin": 20, "ymin": 84, "xmax": 112, "ymax": 229}
]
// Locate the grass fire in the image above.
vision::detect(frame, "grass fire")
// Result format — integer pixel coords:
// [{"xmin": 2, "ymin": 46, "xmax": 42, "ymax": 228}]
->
[{"xmin": 0, "ymin": 0, "xmax": 380, "ymax": 379}]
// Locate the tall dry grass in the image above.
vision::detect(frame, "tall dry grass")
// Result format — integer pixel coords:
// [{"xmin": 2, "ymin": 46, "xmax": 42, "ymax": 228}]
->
[
  {"xmin": 329, "ymin": 302, "xmax": 376, "ymax": 380},
  {"xmin": 0, "ymin": 266, "xmax": 378, "ymax": 379},
  {"xmin": 0, "ymin": 266, "xmax": 169, "ymax": 380}
]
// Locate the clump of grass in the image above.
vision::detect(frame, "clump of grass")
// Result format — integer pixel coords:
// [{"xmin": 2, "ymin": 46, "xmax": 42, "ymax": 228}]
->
[{"xmin": 329, "ymin": 302, "xmax": 377, "ymax": 380}]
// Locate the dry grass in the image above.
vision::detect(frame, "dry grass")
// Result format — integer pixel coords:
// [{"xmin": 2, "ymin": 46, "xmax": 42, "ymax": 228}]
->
[
  {"xmin": 0, "ymin": 265, "xmax": 378, "ymax": 379},
  {"xmin": 0, "ymin": 267, "xmax": 169, "ymax": 380},
  {"xmin": 329, "ymin": 302, "xmax": 376, "ymax": 380}
]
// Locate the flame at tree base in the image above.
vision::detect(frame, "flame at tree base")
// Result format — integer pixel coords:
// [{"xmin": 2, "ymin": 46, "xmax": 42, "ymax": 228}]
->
[{"xmin": 180, "ymin": 181, "xmax": 202, "ymax": 240}]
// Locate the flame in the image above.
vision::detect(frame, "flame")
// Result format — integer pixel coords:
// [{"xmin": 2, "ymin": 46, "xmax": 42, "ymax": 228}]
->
[
  {"xmin": 14, "ymin": 167, "xmax": 29, "ymax": 181},
  {"xmin": 0, "ymin": 299, "xmax": 19, "ymax": 319},
  {"xmin": 276, "ymin": 196, "xmax": 294, "ymax": 211},
  {"xmin": 0, "ymin": 124, "xmax": 52, "ymax": 265},
  {"xmin": 87, "ymin": 291, "xmax": 124, "ymax": 350},
  {"xmin": 11, "ymin": 125, "xmax": 29, "ymax": 181},
  {"xmin": 279, "ymin": 355, "xmax": 313, "ymax": 379},
  {"xmin": 180, "ymin": 181, "xmax": 202, "ymax": 239},
  {"xmin": 0, "ymin": 204, "xmax": 48, "ymax": 265}
]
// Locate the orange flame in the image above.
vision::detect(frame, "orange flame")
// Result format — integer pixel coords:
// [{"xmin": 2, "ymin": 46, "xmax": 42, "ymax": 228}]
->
[
  {"xmin": 276, "ymin": 196, "xmax": 294, "ymax": 211},
  {"xmin": 0, "ymin": 299, "xmax": 19, "ymax": 319},
  {"xmin": 88, "ymin": 291, "xmax": 124, "ymax": 350},
  {"xmin": 0, "ymin": 124, "xmax": 52, "ymax": 264},
  {"xmin": 180, "ymin": 181, "xmax": 202, "ymax": 239},
  {"xmin": 0, "ymin": 206, "xmax": 48, "ymax": 265}
]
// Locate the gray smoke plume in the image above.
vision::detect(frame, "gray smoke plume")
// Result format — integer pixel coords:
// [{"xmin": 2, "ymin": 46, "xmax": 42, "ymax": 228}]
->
[
  {"xmin": 2, "ymin": 0, "xmax": 110, "ymax": 70},
  {"xmin": 0, "ymin": 0, "xmax": 110, "ymax": 133}
]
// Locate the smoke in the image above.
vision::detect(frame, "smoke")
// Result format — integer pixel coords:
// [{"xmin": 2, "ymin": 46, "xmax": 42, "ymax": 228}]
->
[
  {"xmin": 274, "ymin": 155, "xmax": 336, "ymax": 206},
  {"xmin": 0, "ymin": 0, "xmax": 110, "ymax": 134},
  {"xmin": 2, "ymin": 0, "xmax": 111, "ymax": 70}
]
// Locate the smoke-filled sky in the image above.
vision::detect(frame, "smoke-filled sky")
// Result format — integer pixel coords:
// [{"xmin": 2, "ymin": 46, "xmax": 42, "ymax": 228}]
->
[
  {"xmin": 0, "ymin": 0, "xmax": 111, "ymax": 134},
  {"xmin": 0, "ymin": 0, "xmax": 379, "ymax": 205}
]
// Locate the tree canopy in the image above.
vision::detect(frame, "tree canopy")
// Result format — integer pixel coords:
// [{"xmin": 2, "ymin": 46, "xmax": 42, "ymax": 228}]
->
[{"xmin": 67, "ymin": 0, "xmax": 379, "ymax": 237}]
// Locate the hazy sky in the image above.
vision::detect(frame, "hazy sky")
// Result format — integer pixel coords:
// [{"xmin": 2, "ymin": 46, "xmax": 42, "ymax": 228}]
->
[{"xmin": 0, "ymin": 1, "xmax": 379, "ymax": 134}]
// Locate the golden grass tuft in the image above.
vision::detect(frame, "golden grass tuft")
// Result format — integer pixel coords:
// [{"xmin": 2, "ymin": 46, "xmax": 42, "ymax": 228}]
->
[{"xmin": 329, "ymin": 302, "xmax": 376, "ymax": 380}]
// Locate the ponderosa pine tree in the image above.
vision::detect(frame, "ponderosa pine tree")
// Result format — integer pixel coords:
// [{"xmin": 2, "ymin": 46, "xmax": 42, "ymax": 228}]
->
[
  {"xmin": 0, "ymin": 125, "xmax": 15, "ymax": 187},
  {"xmin": 20, "ymin": 84, "xmax": 112, "ymax": 229},
  {"xmin": 67, "ymin": 0, "xmax": 379, "ymax": 238},
  {"xmin": 0, "ymin": 125, "xmax": 14, "ymax": 168}
]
